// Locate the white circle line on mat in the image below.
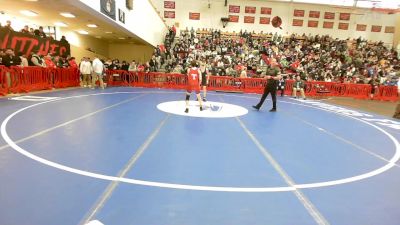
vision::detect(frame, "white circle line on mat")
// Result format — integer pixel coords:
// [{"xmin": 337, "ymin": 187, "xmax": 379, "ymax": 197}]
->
[{"xmin": 1, "ymin": 91, "xmax": 398, "ymax": 192}]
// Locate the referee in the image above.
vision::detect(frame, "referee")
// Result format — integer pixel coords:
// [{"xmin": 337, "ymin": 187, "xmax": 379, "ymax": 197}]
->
[{"xmin": 253, "ymin": 65, "xmax": 281, "ymax": 112}]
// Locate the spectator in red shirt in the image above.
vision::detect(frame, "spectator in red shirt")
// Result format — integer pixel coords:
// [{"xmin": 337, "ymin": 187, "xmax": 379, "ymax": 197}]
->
[
  {"xmin": 44, "ymin": 54, "xmax": 56, "ymax": 68},
  {"xmin": 172, "ymin": 25, "xmax": 176, "ymax": 35},
  {"xmin": 68, "ymin": 57, "xmax": 78, "ymax": 69},
  {"xmin": 137, "ymin": 64, "xmax": 145, "ymax": 72}
]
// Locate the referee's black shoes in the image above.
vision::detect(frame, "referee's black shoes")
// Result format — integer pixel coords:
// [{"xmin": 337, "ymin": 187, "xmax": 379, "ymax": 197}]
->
[{"xmin": 252, "ymin": 106, "xmax": 277, "ymax": 112}]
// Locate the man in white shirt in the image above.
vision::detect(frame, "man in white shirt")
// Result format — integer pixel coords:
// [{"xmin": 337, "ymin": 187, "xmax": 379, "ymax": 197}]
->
[
  {"xmin": 79, "ymin": 57, "xmax": 92, "ymax": 87},
  {"xmin": 92, "ymin": 56, "xmax": 105, "ymax": 89}
]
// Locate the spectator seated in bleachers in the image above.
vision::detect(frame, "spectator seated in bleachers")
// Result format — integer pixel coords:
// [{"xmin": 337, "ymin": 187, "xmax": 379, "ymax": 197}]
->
[{"xmin": 292, "ymin": 75, "xmax": 306, "ymax": 100}]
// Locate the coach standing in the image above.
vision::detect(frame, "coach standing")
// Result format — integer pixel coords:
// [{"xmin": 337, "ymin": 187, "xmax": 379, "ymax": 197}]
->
[{"xmin": 253, "ymin": 65, "xmax": 281, "ymax": 112}]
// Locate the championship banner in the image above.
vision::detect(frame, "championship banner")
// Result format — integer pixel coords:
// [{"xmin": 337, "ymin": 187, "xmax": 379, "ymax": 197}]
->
[
  {"xmin": 356, "ymin": 24, "xmax": 366, "ymax": 31},
  {"xmin": 385, "ymin": 26, "xmax": 395, "ymax": 33},
  {"xmin": 164, "ymin": 1, "xmax": 175, "ymax": 9},
  {"xmin": 308, "ymin": 20, "xmax": 318, "ymax": 28},
  {"xmin": 294, "ymin": 9, "xmax": 305, "ymax": 17},
  {"xmin": 371, "ymin": 25, "xmax": 382, "ymax": 32},
  {"xmin": 323, "ymin": 21, "xmax": 334, "ymax": 29},
  {"xmin": 261, "ymin": 7, "xmax": 272, "ymax": 15},
  {"xmin": 309, "ymin": 11, "xmax": 320, "ymax": 18},
  {"xmin": 100, "ymin": 0, "xmax": 116, "ymax": 20},
  {"xmin": 164, "ymin": 11, "xmax": 175, "ymax": 19},
  {"xmin": 324, "ymin": 12, "xmax": 335, "ymax": 19},
  {"xmin": 0, "ymin": 27, "xmax": 70, "ymax": 57},
  {"xmin": 229, "ymin": 5, "xmax": 240, "ymax": 13},
  {"xmin": 339, "ymin": 13, "xmax": 350, "ymax": 20},
  {"xmin": 245, "ymin": 6, "xmax": 256, "ymax": 14},
  {"xmin": 292, "ymin": 19, "xmax": 303, "ymax": 27},
  {"xmin": 338, "ymin": 22, "xmax": 349, "ymax": 30},
  {"xmin": 260, "ymin": 17, "xmax": 270, "ymax": 24},
  {"xmin": 229, "ymin": 15, "xmax": 239, "ymax": 23},
  {"xmin": 244, "ymin": 16, "xmax": 255, "ymax": 24},
  {"xmin": 189, "ymin": 12, "xmax": 200, "ymax": 20}
]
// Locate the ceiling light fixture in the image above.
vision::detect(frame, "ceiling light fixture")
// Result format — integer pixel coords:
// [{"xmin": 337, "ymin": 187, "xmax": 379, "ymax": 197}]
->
[
  {"xmin": 54, "ymin": 22, "xmax": 68, "ymax": 27},
  {"xmin": 19, "ymin": 10, "xmax": 38, "ymax": 17},
  {"xmin": 87, "ymin": 24, "xmax": 98, "ymax": 28},
  {"xmin": 118, "ymin": 37, "xmax": 126, "ymax": 40},
  {"xmin": 105, "ymin": 31, "xmax": 113, "ymax": 34},
  {"xmin": 60, "ymin": 12, "xmax": 76, "ymax": 18},
  {"xmin": 77, "ymin": 30, "xmax": 89, "ymax": 35}
]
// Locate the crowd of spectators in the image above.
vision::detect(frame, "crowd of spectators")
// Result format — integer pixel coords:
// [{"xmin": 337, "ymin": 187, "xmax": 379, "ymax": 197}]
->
[
  {"xmin": 1, "ymin": 20, "xmax": 48, "ymax": 38},
  {"xmin": 2, "ymin": 19, "xmax": 399, "ymax": 89},
  {"xmin": 0, "ymin": 47, "xmax": 77, "ymax": 69},
  {"xmin": 0, "ymin": 21, "xmax": 76, "ymax": 69},
  {"xmin": 148, "ymin": 27, "xmax": 400, "ymax": 87}
]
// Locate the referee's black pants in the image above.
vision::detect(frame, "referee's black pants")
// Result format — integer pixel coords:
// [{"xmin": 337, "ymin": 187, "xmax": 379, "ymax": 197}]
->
[{"xmin": 255, "ymin": 85, "xmax": 277, "ymax": 109}]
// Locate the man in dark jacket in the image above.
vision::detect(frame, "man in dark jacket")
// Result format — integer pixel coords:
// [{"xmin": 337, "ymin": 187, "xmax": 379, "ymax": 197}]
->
[
  {"xmin": 2, "ymin": 48, "xmax": 21, "ymax": 67},
  {"xmin": 34, "ymin": 26, "xmax": 46, "ymax": 38},
  {"xmin": 253, "ymin": 65, "xmax": 281, "ymax": 112}
]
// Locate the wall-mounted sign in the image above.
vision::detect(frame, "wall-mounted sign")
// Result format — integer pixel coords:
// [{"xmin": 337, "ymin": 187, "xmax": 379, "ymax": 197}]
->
[
  {"xmin": 339, "ymin": 13, "xmax": 350, "ymax": 21},
  {"xmin": 189, "ymin": 12, "xmax": 200, "ymax": 20},
  {"xmin": 294, "ymin": 9, "xmax": 305, "ymax": 17},
  {"xmin": 164, "ymin": 1, "xmax": 175, "ymax": 9},
  {"xmin": 101, "ymin": 0, "xmax": 116, "ymax": 20},
  {"xmin": 324, "ymin": 12, "xmax": 335, "ymax": 19},
  {"xmin": 292, "ymin": 19, "xmax": 303, "ymax": 26},
  {"xmin": 371, "ymin": 25, "xmax": 382, "ymax": 32},
  {"xmin": 309, "ymin": 11, "xmax": 320, "ymax": 18},
  {"xmin": 260, "ymin": 17, "xmax": 270, "ymax": 24},
  {"xmin": 164, "ymin": 11, "xmax": 175, "ymax": 18},
  {"xmin": 126, "ymin": 0, "xmax": 133, "ymax": 10},
  {"xmin": 245, "ymin": 6, "xmax": 256, "ymax": 14},
  {"xmin": 338, "ymin": 22, "xmax": 349, "ymax": 30},
  {"xmin": 308, "ymin": 20, "xmax": 318, "ymax": 28},
  {"xmin": 118, "ymin": 9, "xmax": 125, "ymax": 23},
  {"xmin": 261, "ymin": 7, "xmax": 272, "ymax": 15},
  {"xmin": 385, "ymin": 26, "xmax": 395, "ymax": 33},
  {"xmin": 323, "ymin": 21, "xmax": 334, "ymax": 29},
  {"xmin": 229, "ymin": 5, "xmax": 240, "ymax": 13},
  {"xmin": 244, "ymin": 16, "xmax": 255, "ymax": 24},
  {"xmin": 229, "ymin": 15, "xmax": 239, "ymax": 23},
  {"xmin": 356, "ymin": 24, "xmax": 367, "ymax": 31}
]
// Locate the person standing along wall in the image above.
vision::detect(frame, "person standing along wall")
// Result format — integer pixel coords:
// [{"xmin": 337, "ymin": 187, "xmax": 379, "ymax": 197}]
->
[
  {"xmin": 92, "ymin": 56, "xmax": 105, "ymax": 89},
  {"xmin": 80, "ymin": 57, "xmax": 92, "ymax": 88}
]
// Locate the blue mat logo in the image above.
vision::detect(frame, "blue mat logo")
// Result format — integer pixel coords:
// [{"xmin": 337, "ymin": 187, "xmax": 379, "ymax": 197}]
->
[
  {"xmin": 300, "ymin": 100, "xmax": 400, "ymax": 130},
  {"xmin": 209, "ymin": 104, "xmax": 223, "ymax": 112},
  {"xmin": 157, "ymin": 101, "xmax": 248, "ymax": 118}
]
